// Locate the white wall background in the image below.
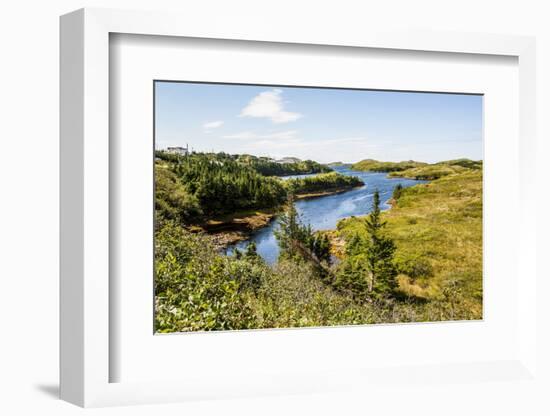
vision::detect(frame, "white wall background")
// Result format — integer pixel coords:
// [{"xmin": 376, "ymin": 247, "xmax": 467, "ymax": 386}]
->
[{"xmin": 1, "ymin": 1, "xmax": 548, "ymax": 415}]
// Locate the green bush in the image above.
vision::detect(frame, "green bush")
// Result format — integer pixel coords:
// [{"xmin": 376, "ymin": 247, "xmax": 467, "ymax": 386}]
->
[
  {"xmin": 155, "ymin": 167, "xmax": 202, "ymax": 225},
  {"xmin": 155, "ymin": 222, "xmax": 260, "ymax": 332}
]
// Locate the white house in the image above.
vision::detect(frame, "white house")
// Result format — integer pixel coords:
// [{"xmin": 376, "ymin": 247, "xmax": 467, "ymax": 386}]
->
[{"xmin": 166, "ymin": 145, "xmax": 189, "ymax": 156}]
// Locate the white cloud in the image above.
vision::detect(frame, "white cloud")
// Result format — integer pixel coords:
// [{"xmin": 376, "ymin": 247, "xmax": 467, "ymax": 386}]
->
[
  {"xmin": 240, "ymin": 89, "xmax": 302, "ymax": 124},
  {"xmin": 203, "ymin": 120, "xmax": 224, "ymax": 131},
  {"xmin": 222, "ymin": 130, "xmax": 298, "ymax": 140}
]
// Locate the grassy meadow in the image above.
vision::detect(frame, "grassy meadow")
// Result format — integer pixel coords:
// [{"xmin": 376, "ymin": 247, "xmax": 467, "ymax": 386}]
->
[{"xmin": 338, "ymin": 167, "xmax": 483, "ymax": 320}]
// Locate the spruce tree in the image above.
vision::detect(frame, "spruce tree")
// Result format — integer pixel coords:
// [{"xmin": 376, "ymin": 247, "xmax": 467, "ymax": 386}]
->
[
  {"xmin": 312, "ymin": 233, "xmax": 331, "ymax": 264},
  {"xmin": 392, "ymin": 183, "xmax": 403, "ymax": 200},
  {"xmin": 364, "ymin": 190, "xmax": 398, "ymax": 295},
  {"xmin": 245, "ymin": 241, "xmax": 258, "ymax": 258},
  {"xmin": 275, "ymin": 193, "xmax": 301, "ymax": 260},
  {"xmin": 275, "ymin": 193, "xmax": 316, "ymax": 262},
  {"xmin": 335, "ymin": 233, "xmax": 370, "ymax": 297}
]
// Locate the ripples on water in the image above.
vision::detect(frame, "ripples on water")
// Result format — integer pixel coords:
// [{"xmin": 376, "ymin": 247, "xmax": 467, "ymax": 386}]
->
[{"xmin": 226, "ymin": 166, "xmax": 426, "ymax": 264}]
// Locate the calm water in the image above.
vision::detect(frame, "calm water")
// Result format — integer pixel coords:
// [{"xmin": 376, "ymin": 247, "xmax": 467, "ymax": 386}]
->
[{"xmin": 227, "ymin": 166, "xmax": 426, "ymax": 264}]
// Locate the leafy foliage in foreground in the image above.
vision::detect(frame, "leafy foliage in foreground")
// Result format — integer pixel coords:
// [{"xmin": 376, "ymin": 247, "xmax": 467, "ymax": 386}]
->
[
  {"xmin": 155, "ymin": 221, "xmax": 262, "ymax": 331},
  {"xmin": 155, "ymin": 218, "xmax": 479, "ymax": 332},
  {"xmin": 155, "ymin": 219, "xmax": 359, "ymax": 332},
  {"xmin": 155, "ymin": 167, "xmax": 203, "ymax": 225}
]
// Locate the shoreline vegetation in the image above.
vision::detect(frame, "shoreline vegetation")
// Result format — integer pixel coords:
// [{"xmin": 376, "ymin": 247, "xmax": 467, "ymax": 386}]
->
[
  {"xmin": 155, "ymin": 152, "xmax": 482, "ymax": 332},
  {"xmin": 287, "ymin": 171, "xmax": 364, "ymax": 203},
  {"xmin": 155, "ymin": 151, "xmax": 364, "ymax": 248}
]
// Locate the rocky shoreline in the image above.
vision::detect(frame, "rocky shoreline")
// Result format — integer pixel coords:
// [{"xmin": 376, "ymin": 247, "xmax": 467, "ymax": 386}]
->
[{"xmin": 199, "ymin": 210, "xmax": 277, "ymax": 250}]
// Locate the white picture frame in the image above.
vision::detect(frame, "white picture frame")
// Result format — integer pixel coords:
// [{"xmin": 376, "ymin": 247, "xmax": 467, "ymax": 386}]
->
[{"xmin": 60, "ymin": 7, "xmax": 538, "ymax": 408}]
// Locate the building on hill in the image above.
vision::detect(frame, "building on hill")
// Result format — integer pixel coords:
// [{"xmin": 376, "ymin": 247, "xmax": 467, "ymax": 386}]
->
[{"xmin": 166, "ymin": 145, "xmax": 189, "ymax": 156}]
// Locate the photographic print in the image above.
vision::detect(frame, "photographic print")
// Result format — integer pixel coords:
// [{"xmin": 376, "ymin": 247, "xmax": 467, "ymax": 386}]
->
[{"xmin": 154, "ymin": 81, "xmax": 483, "ymax": 333}]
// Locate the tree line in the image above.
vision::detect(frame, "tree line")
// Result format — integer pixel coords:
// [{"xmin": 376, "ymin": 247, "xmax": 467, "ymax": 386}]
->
[
  {"xmin": 155, "ymin": 151, "xmax": 360, "ymax": 223},
  {"xmin": 284, "ymin": 172, "xmax": 364, "ymax": 195},
  {"xmin": 155, "ymin": 151, "xmax": 288, "ymax": 220}
]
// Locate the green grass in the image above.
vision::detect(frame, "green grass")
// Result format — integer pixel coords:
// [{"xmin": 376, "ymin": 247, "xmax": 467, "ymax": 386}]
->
[{"xmin": 338, "ymin": 169, "xmax": 483, "ymax": 319}]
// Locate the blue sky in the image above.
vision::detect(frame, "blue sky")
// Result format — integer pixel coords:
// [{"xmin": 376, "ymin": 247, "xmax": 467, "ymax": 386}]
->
[{"xmin": 155, "ymin": 82, "xmax": 483, "ymax": 164}]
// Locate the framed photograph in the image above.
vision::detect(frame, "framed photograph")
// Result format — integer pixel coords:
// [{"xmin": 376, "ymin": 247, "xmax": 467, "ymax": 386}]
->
[
  {"xmin": 60, "ymin": 8, "xmax": 538, "ymax": 408},
  {"xmin": 152, "ymin": 80, "xmax": 484, "ymax": 333}
]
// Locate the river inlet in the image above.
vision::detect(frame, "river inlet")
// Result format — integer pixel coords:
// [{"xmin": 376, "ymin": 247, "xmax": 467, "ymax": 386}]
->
[{"xmin": 227, "ymin": 166, "xmax": 426, "ymax": 264}]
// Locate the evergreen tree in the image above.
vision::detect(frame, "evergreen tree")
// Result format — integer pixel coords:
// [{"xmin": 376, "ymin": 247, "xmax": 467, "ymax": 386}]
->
[
  {"xmin": 312, "ymin": 233, "xmax": 331, "ymax": 264},
  {"xmin": 364, "ymin": 190, "xmax": 397, "ymax": 295},
  {"xmin": 245, "ymin": 241, "xmax": 258, "ymax": 258},
  {"xmin": 335, "ymin": 233, "xmax": 370, "ymax": 297},
  {"xmin": 275, "ymin": 194, "xmax": 318, "ymax": 262},
  {"xmin": 392, "ymin": 183, "xmax": 403, "ymax": 200},
  {"xmin": 335, "ymin": 191, "xmax": 398, "ymax": 300},
  {"xmin": 275, "ymin": 194, "xmax": 301, "ymax": 260}
]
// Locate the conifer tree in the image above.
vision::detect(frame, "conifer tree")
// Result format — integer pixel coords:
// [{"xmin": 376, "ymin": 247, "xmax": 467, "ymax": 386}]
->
[
  {"xmin": 335, "ymin": 233, "xmax": 370, "ymax": 297},
  {"xmin": 275, "ymin": 194, "xmax": 317, "ymax": 262},
  {"xmin": 364, "ymin": 190, "xmax": 397, "ymax": 295},
  {"xmin": 245, "ymin": 241, "xmax": 258, "ymax": 258},
  {"xmin": 392, "ymin": 183, "xmax": 403, "ymax": 200},
  {"xmin": 313, "ymin": 233, "xmax": 331, "ymax": 264},
  {"xmin": 275, "ymin": 194, "xmax": 302, "ymax": 260}
]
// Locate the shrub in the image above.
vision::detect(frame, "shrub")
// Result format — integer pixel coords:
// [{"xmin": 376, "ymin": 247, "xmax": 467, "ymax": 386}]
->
[{"xmin": 155, "ymin": 222, "xmax": 260, "ymax": 332}]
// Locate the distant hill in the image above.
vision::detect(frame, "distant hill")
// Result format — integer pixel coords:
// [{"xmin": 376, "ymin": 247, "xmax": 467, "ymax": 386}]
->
[
  {"xmin": 327, "ymin": 162, "xmax": 352, "ymax": 168},
  {"xmin": 389, "ymin": 159, "xmax": 483, "ymax": 180},
  {"xmin": 437, "ymin": 158, "xmax": 483, "ymax": 170},
  {"xmin": 351, "ymin": 158, "xmax": 482, "ymax": 180},
  {"xmin": 351, "ymin": 159, "xmax": 427, "ymax": 172}
]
